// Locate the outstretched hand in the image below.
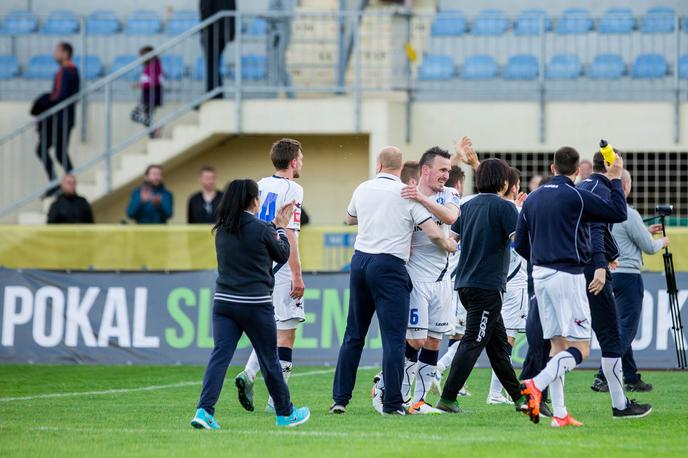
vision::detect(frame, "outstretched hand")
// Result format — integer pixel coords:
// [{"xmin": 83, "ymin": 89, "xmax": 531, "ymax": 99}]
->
[{"xmin": 274, "ymin": 201, "xmax": 295, "ymax": 228}]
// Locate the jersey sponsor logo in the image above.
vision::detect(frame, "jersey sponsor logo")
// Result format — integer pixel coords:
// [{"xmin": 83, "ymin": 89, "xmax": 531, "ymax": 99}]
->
[{"xmin": 476, "ymin": 310, "xmax": 490, "ymax": 342}]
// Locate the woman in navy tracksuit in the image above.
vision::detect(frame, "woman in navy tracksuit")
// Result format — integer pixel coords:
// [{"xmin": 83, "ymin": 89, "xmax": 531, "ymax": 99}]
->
[{"xmin": 191, "ymin": 179, "xmax": 310, "ymax": 429}]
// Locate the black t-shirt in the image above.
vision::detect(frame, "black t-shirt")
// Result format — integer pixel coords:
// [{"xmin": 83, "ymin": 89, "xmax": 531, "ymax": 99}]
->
[
  {"xmin": 451, "ymin": 194, "xmax": 518, "ymax": 292},
  {"xmin": 47, "ymin": 194, "xmax": 94, "ymax": 224},
  {"xmin": 187, "ymin": 190, "xmax": 223, "ymax": 224}
]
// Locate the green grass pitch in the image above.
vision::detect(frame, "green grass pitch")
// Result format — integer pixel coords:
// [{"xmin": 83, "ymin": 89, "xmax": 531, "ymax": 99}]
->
[{"xmin": 1, "ymin": 365, "xmax": 686, "ymax": 457}]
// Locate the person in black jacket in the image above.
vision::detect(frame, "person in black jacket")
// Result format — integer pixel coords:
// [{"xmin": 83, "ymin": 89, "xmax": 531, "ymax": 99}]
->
[
  {"xmin": 199, "ymin": 0, "xmax": 236, "ymax": 99},
  {"xmin": 187, "ymin": 166, "xmax": 223, "ymax": 223},
  {"xmin": 191, "ymin": 179, "xmax": 310, "ymax": 430},
  {"xmin": 47, "ymin": 174, "xmax": 94, "ymax": 224}
]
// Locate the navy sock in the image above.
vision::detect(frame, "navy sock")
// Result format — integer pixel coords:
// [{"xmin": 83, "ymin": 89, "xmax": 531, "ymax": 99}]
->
[
  {"xmin": 278, "ymin": 346, "xmax": 293, "ymax": 362},
  {"xmin": 419, "ymin": 348, "xmax": 439, "ymax": 366},
  {"xmin": 566, "ymin": 347, "xmax": 583, "ymax": 365},
  {"xmin": 405, "ymin": 342, "xmax": 419, "ymax": 362}
]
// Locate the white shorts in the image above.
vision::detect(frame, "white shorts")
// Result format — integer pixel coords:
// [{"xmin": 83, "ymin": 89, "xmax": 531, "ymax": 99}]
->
[
  {"xmin": 450, "ymin": 289, "xmax": 467, "ymax": 335},
  {"xmin": 406, "ymin": 279, "xmax": 452, "ymax": 340},
  {"xmin": 502, "ymin": 287, "xmax": 528, "ymax": 338},
  {"xmin": 533, "ymin": 266, "xmax": 592, "ymax": 341},
  {"xmin": 273, "ymin": 282, "xmax": 305, "ymax": 330}
]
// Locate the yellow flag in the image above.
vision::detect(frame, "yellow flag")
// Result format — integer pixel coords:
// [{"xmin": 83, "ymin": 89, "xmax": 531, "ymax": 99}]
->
[{"xmin": 405, "ymin": 42, "xmax": 417, "ymax": 62}]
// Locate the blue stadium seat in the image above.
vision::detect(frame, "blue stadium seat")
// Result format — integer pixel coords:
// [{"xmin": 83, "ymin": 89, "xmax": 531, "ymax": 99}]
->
[
  {"xmin": 556, "ymin": 8, "xmax": 593, "ymax": 35},
  {"xmin": 547, "ymin": 54, "xmax": 582, "ymax": 80},
  {"xmin": 641, "ymin": 7, "xmax": 675, "ymax": 33},
  {"xmin": 418, "ymin": 54, "xmax": 454, "ymax": 81},
  {"xmin": 193, "ymin": 55, "xmax": 228, "ymax": 80},
  {"xmin": 679, "ymin": 55, "xmax": 688, "ymax": 79},
  {"xmin": 588, "ymin": 54, "xmax": 625, "ymax": 79},
  {"xmin": 1, "ymin": 10, "xmax": 38, "ymax": 35},
  {"xmin": 126, "ymin": 10, "xmax": 161, "ymax": 35},
  {"xmin": 461, "ymin": 55, "xmax": 497, "ymax": 80},
  {"xmin": 513, "ymin": 9, "xmax": 551, "ymax": 35},
  {"xmin": 73, "ymin": 55, "xmax": 103, "ymax": 80},
  {"xmin": 598, "ymin": 8, "xmax": 635, "ymax": 34},
  {"xmin": 111, "ymin": 55, "xmax": 142, "ymax": 82},
  {"xmin": 632, "ymin": 54, "xmax": 668, "ymax": 78},
  {"xmin": 228, "ymin": 55, "xmax": 268, "ymax": 80},
  {"xmin": 86, "ymin": 10, "xmax": 119, "ymax": 35},
  {"xmin": 0, "ymin": 55, "xmax": 20, "ymax": 79},
  {"xmin": 161, "ymin": 55, "xmax": 186, "ymax": 81},
  {"xmin": 504, "ymin": 55, "xmax": 539, "ymax": 80},
  {"xmin": 25, "ymin": 55, "xmax": 58, "ymax": 80},
  {"xmin": 430, "ymin": 10, "xmax": 466, "ymax": 36},
  {"xmin": 167, "ymin": 10, "xmax": 199, "ymax": 36},
  {"xmin": 41, "ymin": 10, "xmax": 79, "ymax": 35},
  {"xmin": 683, "ymin": 17, "xmax": 688, "ymax": 33},
  {"xmin": 471, "ymin": 9, "xmax": 508, "ymax": 36},
  {"xmin": 246, "ymin": 18, "xmax": 268, "ymax": 36}
]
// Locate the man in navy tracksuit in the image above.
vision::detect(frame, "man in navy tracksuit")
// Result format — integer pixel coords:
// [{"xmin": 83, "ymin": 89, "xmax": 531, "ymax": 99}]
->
[
  {"xmin": 515, "ymin": 146, "xmax": 649, "ymax": 426},
  {"xmin": 577, "ymin": 152, "xmax": 653, "ymax": 415}
]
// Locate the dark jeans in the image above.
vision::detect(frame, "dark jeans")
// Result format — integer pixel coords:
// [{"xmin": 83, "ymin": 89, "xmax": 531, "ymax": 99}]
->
[
  {"xmin": 201, "ymin": 20, "xmax": 231, "ymax": 98},
  {"xmin": 585, "ymin": 267, "xmax": 622, "ymax": 358},
  {"xmin": 332, "ymin": 251, "xmax": 411, "ymax": 413},
  {"xmin": 36, "ymin": 122, "xmax": 73, "ymax": 181},
  {"xmin": 441, "ymin": 287, "xmax": 521, "ymax": 403},
  {"xmin": 197, "ymin": 299, "xmax": 293, "ymax": 417},
  {"xmin": 596, "ymin": 273, "xmax": 644, "ymax": 383}
]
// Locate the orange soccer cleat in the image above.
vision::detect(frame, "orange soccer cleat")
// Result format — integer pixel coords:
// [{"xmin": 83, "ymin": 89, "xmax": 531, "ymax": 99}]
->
[
  {"xmin": 520, "ymin": 379, "xmax": 542, "ymax": 424},
  {"xmin": 551, "ymin": 414, "xmax": 583, "ymax": 428}
]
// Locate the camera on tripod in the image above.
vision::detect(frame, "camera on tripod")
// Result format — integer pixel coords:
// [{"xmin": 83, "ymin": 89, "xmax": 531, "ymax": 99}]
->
[{"xmin": 656, "ymin": 204, "xmax": 673, "ymax": 217}]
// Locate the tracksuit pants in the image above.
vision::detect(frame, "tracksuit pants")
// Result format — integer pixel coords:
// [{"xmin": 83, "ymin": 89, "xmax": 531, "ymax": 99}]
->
[{"xmin": 585, "ymin": 267, "xmax": 623, "ymax": 358}]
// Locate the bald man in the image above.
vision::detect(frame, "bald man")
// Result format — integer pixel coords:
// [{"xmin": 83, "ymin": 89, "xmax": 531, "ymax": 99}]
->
[{"xmin": 331, "ymin": 147, "xmax": 457, "ymax": 415}]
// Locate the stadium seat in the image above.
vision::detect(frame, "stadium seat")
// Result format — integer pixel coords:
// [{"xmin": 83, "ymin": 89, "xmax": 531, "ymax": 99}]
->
[
  {"xmin": 461, "ymin": 55, "xmax": 497, "ymax": 80},
  {"xmin": 25, "ymin": 55, "xmax": 58, "ymax": 80},
  {"xmin": 1, "ymin": 10, "xmax": 38, "ymax": 35},
  {"xmin": 167, "ymin": 10, "xmax": 200, "ymax": 36},
  {"xmin": 246, "ymin": 17, "xmax": 268, "ymax": 36},
  {"xmin": 126, "ymin": 10, "xmax": 162, "ymax": 35},
  {"xmin": 588, "ymin": 54, "xmax": 625, "ymax": 79},
  {"xmin": 111, "ymin": 55, "xmax": 142, "ymax": 82},
  {"xmin": 504, "ymin": 55, "xmax": 539, "ymax": 80},
  {"xmin": 228, "ymin": 54, "xmax": 267, "ymax": 80},
  {"xmin": 513, "ymin": 9, "xmax": 551, "ymax": 35},
  {"xmin": 598, "ymin": 8, "xmax": 635, "ymax": 34},
  {"xmin": 683, "ymin": 17, "xmax": 688, "ymax": 33},
  {"xmin": 547, "ymin": 54, "xmax": 582, "ymax": 80},
  {"xmin": 161, "ymin": 55, "xmax": 186, "ymax": 81},
  {"xmin": 430, "ymin": 10, "xmax": 466, "ymax": 37},
  {"xmin": 417, "ymin": 54, "xmax": 454, "ymax": 81},
  {"xmin": 632, "ymin": 54, "xmax": 668, "ymax": 79},
  {"xmin": 471, "ymin": 9, "xmax": 509, "ymax": 36},
  {"xmin": 641, "ymin": 7, "xmax": 675, "ymax": 33},
  {"xmin": 73, "ymin": 55, "xmax": 103, "ymax": 80},
  {"xmin": 193, "ymin": 55, "xmax": 228, "ymax": 80},
  {"xmin": 86, "ymin": 10, "xmax": 119, "ymax": 35},
  {"xmin": 680, "ymin": 55, "xmax": 688, "ymax": 79},
  {"xmin": 0, "ymin": 55, "xmax": 20, "ymax": 80},
  {"xmin": 41, "ymin": 10, "xmax": 79, "ymax": 35},
  {"xmin": 556, "ymin": 8, "xmax": 593, "ymax": 35}
]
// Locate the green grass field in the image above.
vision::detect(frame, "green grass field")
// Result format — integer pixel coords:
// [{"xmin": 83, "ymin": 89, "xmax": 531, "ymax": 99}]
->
[{"xmin": 0, "ymin": 365, "xmax": 686, "ymax": 458}]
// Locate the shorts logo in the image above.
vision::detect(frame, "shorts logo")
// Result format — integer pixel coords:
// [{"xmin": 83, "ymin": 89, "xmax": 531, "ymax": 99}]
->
[
  {"xmin": 574, "ymin": 318, "xmax": 588, "ymax": 328},
  {"xmin": 476, "ymin": 311, "xmax": 490, "ymax": 342}
]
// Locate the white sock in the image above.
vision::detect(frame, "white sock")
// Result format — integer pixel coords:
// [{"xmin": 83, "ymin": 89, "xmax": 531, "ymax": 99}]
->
[
  {"xmin": 244, "ymin": 349, "xmax": 260, "ymax": 381},
  {"xmin": 413, "ymin": 363, "xmax": 436, "ymax": 403},
  {"xmin": 489, "ymin": 370, "xmax": 504, "ymax": 397},
  {"xmin": 533, "ymin": 350, "xmax": 578, "ymax": 391},
  {"xmin": 601, "ymin": 357, "xmax": 628, "ymax": 410},
  {"xmin": 401, "ymin": 358, "xmax": 417, "ymax": 403},
  {"xmin": 267, "ymin": 360, "xmax": 293, "ymax": 409},
  {"xmin": 550, "ymin": 375, "xmax": 567, "ymax": 418},
  {"xmin": 437, "ymin": 341, "xmax": 459, "ymax": 373}
]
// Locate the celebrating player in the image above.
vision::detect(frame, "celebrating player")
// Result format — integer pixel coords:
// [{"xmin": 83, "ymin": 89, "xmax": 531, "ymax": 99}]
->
[{"xmin": 235, "ymin": 138, "xmax": 305, "ymax": 413}]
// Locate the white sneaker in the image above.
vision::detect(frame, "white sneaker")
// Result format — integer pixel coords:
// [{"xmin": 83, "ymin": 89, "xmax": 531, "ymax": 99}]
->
[
  {"xmin": 459, "ymin": 384, "xmax": 472, "ymax": 397},
  {"xmin": 429, "ymin": 371, "xmax": 442, "ymax": 396},
  {"xmin": 408, "ymin": 400, "xmax": 444, "ymax": 415},
  {"xmin": 486, "ymin": 391, "xmax": 514, "ymax": 405},
  {"xmin": 371, "ymin": 373, "xmax": 384, "ymax": 414}
]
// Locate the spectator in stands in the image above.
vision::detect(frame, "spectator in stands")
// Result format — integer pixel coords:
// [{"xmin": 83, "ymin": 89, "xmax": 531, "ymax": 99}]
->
[
  {"xmin": 528, "ymin": 174, "xmax": 543, "ymax": 192},
  {"xmin": 127, "ymin": 164, "xmax": 174, "ymax": 224},
  {"xmin": 130, "ymin": 46, "xmax": 163, "ymax": 138},
  {"xmin": 579, "ymin": 159, "xmax": 593, "ymax": 181},
  {"xmin": 47, "ymin": 174, "xmax": 94, "ymax": 224},
  {"xmin": 34, "ymin": 42, "xmax": 80, "ymax": 196},
  {"xmin": 200, "ymin": 0, "xmax": 236, "ymax": 99},
  {"xmin": 268, "ymin": 0, "xmax": 293, "ymax": 98},
  {"xmin": 188, "ymin": 166, "xmax": 223, "ymax": 224}
]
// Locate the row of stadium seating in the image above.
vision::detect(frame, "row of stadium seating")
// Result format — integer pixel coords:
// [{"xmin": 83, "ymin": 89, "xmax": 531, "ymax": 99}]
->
[
  {"xmin": 431, "ymin": 7, "xmax": 686, "ymax": 36},
  {"xmin": 0, "ymin": 9, "xmax": 268, "ymax": 36},
  {"xmin": 418, "ymin": 53, "xmax": 688, "ymax": 81},
  {"xmin": 0, "ymin": 54, "xmax": 268, "ymax": 81}
]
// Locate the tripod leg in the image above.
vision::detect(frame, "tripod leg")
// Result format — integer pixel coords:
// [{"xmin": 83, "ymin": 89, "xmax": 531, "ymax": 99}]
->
[{"xmin": 664, "ymin": 252, "xmax": 687, "ymax": 369}]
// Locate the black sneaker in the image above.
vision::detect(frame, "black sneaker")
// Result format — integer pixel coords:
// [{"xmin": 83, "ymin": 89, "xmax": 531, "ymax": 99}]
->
[
  {"xmin": 626, "ymin": 378, "xmax": 653, "ymax": 392},
  {"xmin": 613, "ymin": 399, "xmax": 652, "ymax": 419},
  {"xmin": 382, "ymin": 408, "xmax": 406, "ymax": 416},
  {"xmin": 329, "ymin": 403, "xmax": 346, "ymax": 414},
  {"xmin": 591, "ymin": 377, "xmax": 609, "ymax": 392},
  {"xmin": 436, "ymin": 398, "xmax": 462, "ymax": 414},
  {"xmin": 539, "ymin": 401, "xmax": 553, "ymax": 418}
]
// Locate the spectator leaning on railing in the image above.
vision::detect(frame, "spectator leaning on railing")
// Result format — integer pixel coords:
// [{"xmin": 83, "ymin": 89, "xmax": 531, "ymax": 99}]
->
[
  {"xmin": 47, "ymin": 174, "xmax": 94, "ymax": 224},
  {"xmin": 126, "ymin": 164, "xmax": 174, "ymax": 224}
]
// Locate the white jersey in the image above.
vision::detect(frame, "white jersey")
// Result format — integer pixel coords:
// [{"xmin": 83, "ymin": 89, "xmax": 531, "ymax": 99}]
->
[
  {"xmin": 257, "ymin": 175, "xmax": 304, "ymax": 284},
  {"xmin": 507, "ymin": 207, "xmax": 528, "ymax": 290},
  {"xmin": 406, "ymin": 187, "xmax": 461, "ymax": 282}
]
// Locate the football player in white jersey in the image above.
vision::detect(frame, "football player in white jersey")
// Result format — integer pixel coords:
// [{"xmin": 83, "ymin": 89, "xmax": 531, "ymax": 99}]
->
[
  {"xmin": 486, "ymin": 167, "xmax": 529, "ymax": 405},
  {"xmin": 235, "ymin": 138, "xmax": 305, "ymax": 413},
  {"xmin": 371, "ymin": 146, "xmax": 460, "ymax": 415}
]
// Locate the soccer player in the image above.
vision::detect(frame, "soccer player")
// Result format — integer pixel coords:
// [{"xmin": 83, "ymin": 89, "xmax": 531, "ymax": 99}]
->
[
  {"xmin": 400, "ymin": 161, "xmax": 420, "ymax": 186},
  {"xmin": 577, "ymin": 152, "xmax": 652, "ymax": 418},
  {"xmin": 235, "ymin": 138, "xmax": 305, "ymax": 413},
  {"xmin": 515, "ymin": 146, "xmax": 628, "ymax": 427},
  {"xmin": 486, "ymin": 167, "xmax": 528, "ymax": 405}
]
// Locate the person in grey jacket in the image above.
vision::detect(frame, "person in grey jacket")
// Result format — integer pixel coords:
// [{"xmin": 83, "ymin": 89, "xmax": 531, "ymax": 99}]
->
[{"xmin": 594, "ymin": 170, "xmax": 669, "ymax": 392}]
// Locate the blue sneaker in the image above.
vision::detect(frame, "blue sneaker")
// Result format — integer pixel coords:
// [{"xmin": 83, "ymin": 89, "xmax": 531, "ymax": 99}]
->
[
  {"xmin": 275, "ymin": 406, "xmax": 311, "ymax": 427},
  {"xmin": 191, "ymin": 408, "xmax": 221, "ymax": 430}
]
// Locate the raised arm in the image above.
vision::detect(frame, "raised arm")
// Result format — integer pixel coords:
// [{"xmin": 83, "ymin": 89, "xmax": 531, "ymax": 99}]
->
[
  {"xmin": 400, "ymin": 186, "xmax": 459, "ymax": 225},
  {"xmin": 579, "ymin": 155, "xmax": 627, "ymax": 224}
]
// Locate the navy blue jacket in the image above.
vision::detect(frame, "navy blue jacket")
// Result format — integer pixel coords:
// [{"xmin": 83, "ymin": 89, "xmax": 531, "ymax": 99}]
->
[
  {"xmin": 577, "ymin": 173, "xmax": 621, "ymax": 269},
  {"xmin": 514, "ymin": 175, "xmax": 627, "ymax": 274}
]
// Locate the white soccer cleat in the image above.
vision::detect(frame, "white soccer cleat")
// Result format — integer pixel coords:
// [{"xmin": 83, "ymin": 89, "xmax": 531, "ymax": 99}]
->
[
  {"xmin": 486, "ymin": 391, "xmax": 514, "ymax": 405},
  {"xmin": 429, "ymin": 371, "xmax": 442, "ymax": 397},
  {"xmin": 459, "ymin": 384, "xmax": 472, "ymax": 397},
  {"xmin": 371, "ymin": 372, "xmax": 384, "ymax": 414},
  {"xmin": 408, "ymin": 400, "xmax": 444, "ymax": 415}
]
